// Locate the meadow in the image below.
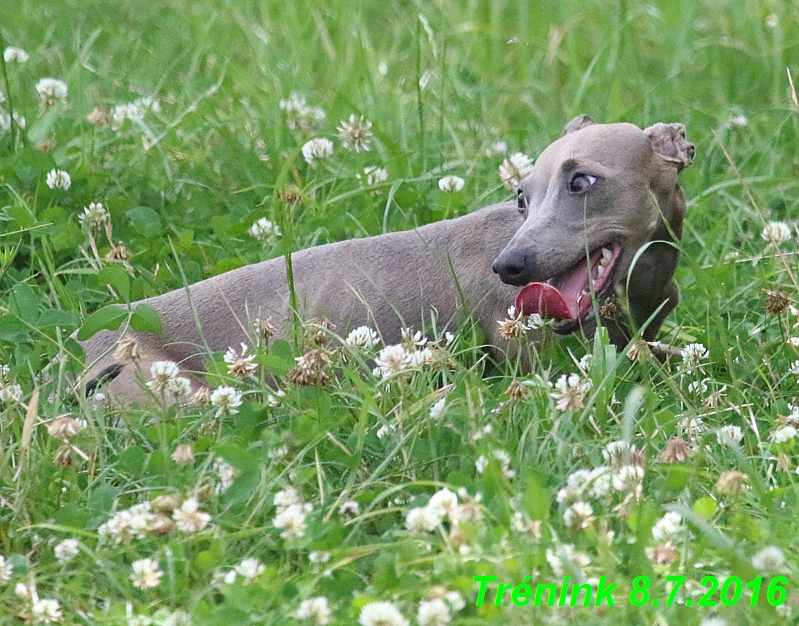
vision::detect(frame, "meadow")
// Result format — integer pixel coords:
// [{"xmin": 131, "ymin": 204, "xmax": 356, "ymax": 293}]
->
[{"xmin": 0, "ymin": 0, "xmax": 798, "ymax": 624}]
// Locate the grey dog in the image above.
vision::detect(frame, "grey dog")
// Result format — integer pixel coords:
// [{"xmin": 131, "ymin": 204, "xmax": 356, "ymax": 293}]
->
[{"xmin": 80, "ymin": 116, "xmax": 693, "ymax": 404}]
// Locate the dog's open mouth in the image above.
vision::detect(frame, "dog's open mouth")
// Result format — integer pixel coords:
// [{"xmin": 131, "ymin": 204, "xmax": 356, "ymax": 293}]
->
[{"xmin": 515, "ymin": 243, "xmax": 621, "ymax": 330}]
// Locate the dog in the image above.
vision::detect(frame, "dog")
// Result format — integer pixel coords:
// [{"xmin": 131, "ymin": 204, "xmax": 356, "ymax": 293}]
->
[{"xmin": 79, "ymin": 116, "xmax": 693, "ymax": 404}]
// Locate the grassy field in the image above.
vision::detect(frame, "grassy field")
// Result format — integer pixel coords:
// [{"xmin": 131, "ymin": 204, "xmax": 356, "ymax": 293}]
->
[{"xmin": 1, "ymin": 0, "xmax": 799, "ymax": 624}]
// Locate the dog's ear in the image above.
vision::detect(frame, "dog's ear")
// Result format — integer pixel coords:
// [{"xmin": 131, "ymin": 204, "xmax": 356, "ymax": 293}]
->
[
  {"xmin": 644, "ymin": 122, "xmax": 695, "ymax": 171},
  {"xmin": 562, "ymin": 115, "xmax": 595, "ymax": 135}
]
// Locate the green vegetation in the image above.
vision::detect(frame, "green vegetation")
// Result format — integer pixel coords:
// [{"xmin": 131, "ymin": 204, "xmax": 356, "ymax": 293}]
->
[{"xmin": 0, "ymin": 0, "xmax": 798, "ymax": 624}]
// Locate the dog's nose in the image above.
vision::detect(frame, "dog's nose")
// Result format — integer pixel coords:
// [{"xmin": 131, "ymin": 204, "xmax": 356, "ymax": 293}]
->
[{"xmin": 492, "ymin": 249, "xmax": 530, "ymax": 285}]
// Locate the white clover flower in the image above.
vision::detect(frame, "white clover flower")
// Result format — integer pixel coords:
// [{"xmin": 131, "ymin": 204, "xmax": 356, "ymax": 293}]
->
[
  {"xmin": 54, "ymin": 538, "xmax": 80, "ymax": 563},
  {"xmin": 172, "ymin": 497, "xmax": 211, "ymax": 533},
  {"xmin": 211, "ymin": 569, "xmax": 238, "ymax": 586},
  {"xmin": 475, "ymin": 451, "xmax": 514, "ymax": 477},
  {"xmin": 357, "ymin": 166, "xmax": 389, "ymax": 186},
  {"xmin": 726, "ymin": 114, "xmax": 747, "ymax": 129},
  {"xmin": 339, "ymin": 501, "xmax": 360, "ymax": 519},
  {"xmin": 131, "ymin": 558, "xmax": 163, "ymax": 589},
  {"xmin": 273, "ymin": 503, "xmax": 308, "ymax": 540},
  {"xmin": 470, "ymin": 424, "xmax": 492, "ymax": 442},
  {"xmin": 700, "ymin": 618, "xmax": 728, "ymax": 626},
  {"xmin": 0, "ymin": 555, "xmax": 11, "ymax": 584},
  {"xmin": 491, "ymin": 449, "xmax": 515, "ymax": 478},
  {"xmin": 602, "ymin": 440, "xmax": 635, "ymax": 467},
  {"xmin": 546, "ymin": 543, "xmax": 590, "ymax": 577},
  {"xmin": 678, "ymin": 417, "xmax": 707, "ymax": 439},
  {"xmin": 717, "ymin": 424, "xmax": 744, "ymax": 446},
  {"xmin": 681, "ymin": 342, "xmax": 709, "ymax": 373},
  {"xmin": 128, "ymin": 502, "xmax": 157, "ymax": 539},
  {"xmin": 485, "ymin": 140, "xmax": 508, "ymax": 157},
  {"xmin": 563, "ymin": 501, "xmax": 594, "ymax": 530},
  {"xmin": 235, "ymin": 558, "xmax": 265, "ymax": 584},
  {"xmin": 4, "ymin": 47, "xmax": 28, "ymax": 63},
  {"xmin": 171, "ymin": 443, "xmax": 195, "ymax": 465},
  {"xmin": 401, "ymin": 328, "xmax": 427, "ymax": 347},
  {"xmin": 98, "ymin": 510, "xmax": 135, "ymax": 544},
  {"xmin": 110, "ymin": 103, "xmax": 141, "ymax": 130},
  {"xmin": 551, "ymin": 373, "xmax": 593, "ymax": 411},
  {"xmin": 47, "ymin": 416, "xmax": 86, "ymax": 440},
  {"xmin": 31, "ymin": 598, "xmax": 62, "ymax": 624},
  {"xmin": 78, "ymin": 202, "xmax": 110, "ymax": 233},
  {"xmin": 345, "ymin": 326, "xmax": 380, "ymax": 349},
  {"xmin": 444, "ymin": 591, "xmax": 465, "ymax": 612},
  {"xmin": 302, "ymin": 137, "xmax": 334, "ymax": 165},
  {"xmin": 771, "ymin": 425, "xmax": 797, "ymax": 444},
  {"xmin": 405, "ymin": 506, "xmax": 442, "ymax": 533},
  {"xmin": 267, "ymin": 389, "xmax": 286, "ymax": 407},
  {"xmin": 376, "ymin": 424, "xmax": 396, "ymax": 439},
  {"xmin": 652, "ymin": 511, "xmax": 682, "ymax": 541},
  {"xmin": 499, "ymin": 152, "xmax": 534, "ymax": 190},
  {"xmin": 613, "ymin": 464, "xmax": 645, "ymax": 492},
  {"xmin": 429, "ymin": 397, "xmax": 446, "ymax": 421},
  {"xmin": 578, "ymin": 353, "xmax": 593, "ymax": 374},
  {"xmin": 556, "ymin": 486, "xmax": 577, "ymax": 506},
  {"xmin": 587, "ymin": 466, "xmax": 613, "ymax": 498},
  {"xmin": 766, "ymin": 14, "xmax": 779, "ymax": 28},
  {"xmin": 407, "ymin": 347, "xmax": 433, "ymax": 369},
  {"xmin": 210, "ymin": 385, "xmax": 243, "ymax": 416},
  {"xmin": 375, "ymin": 344, "xmax": 411, "ymax": 378},
  {"xmin": 134, "ymin": 96, "xmax": 160, "ymax": 114},
  {"xmin": 146, "ymin": 360, "xmax": 179, "ymax": 394},
  {"xmin": 248, "ymin": 217, "xmax": 282, "ymax": 243},
  {"xmin": 165, "ymin": 376, "xmax": 192, "ymax": 398},
  {"xmin": 417, "ymin": 598, "xmax": 450, "ymax": 626},
  {"xmin": 565, "ymin": 468, "xmax": 593, "ymax": 492},
  {"xmin": 337, "ymin": 114, "xmax": 373, "ymax": 152},
  {"xmin": 761, "ymin": 221, "xmax": 792, "ymax": 246},
  {"xmin": 279, "ymin": 92, "xmax": 326, "ymax": 131},
  {"xmin": 45, "ymin": 169, "xmax": 71, "ymax": 190},
  {"xmin": 428, "ymin": 488, "xmax": 458, "ymax": 518},
  {"xmin": 36, "ymin": 78, "xmax": 68, "ymax": 105},
  {"xmin": 309, "ymin": 551, "xmax": 331, "ymax": 564},
  {"xmin": 274, "ymin": 486, "xmax": 302, "ymax": 512},
  {"xmin": 214, "ymin": 458, "xmax": 239, "ymax": 493},
  {"xmin": 268, "ymin": 444, "xmax": 289, "ymax": 460},
  {"xmin": 224, "ymin": 343, "xmax": 258, "ymax": 378},
  {"xmin": 358, "ymin": 601, "xmax": 409, "ymax": 626},
  {"xmin": 296, "ymin": 596, "xmax": 332, "ymax": 624},
  {"xmin": 751, "ymin": 546, "xmax": 787, "ymax": 573},
  {"xmin": 687, "ymin": 378, "xmax": 709, "ymax": 395},
  {"xmin": 0, "ymin": 383, "xmax": 23, "ymax": 404},
  {"xmin": 437, "ymin": 175, "xmax": 464, "ymax": 193}
]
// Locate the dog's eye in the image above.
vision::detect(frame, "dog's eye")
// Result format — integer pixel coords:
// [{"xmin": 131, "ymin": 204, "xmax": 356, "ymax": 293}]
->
[{"xmin": 569, "ymin": 174, "xmax": 597, "ymax": 194}]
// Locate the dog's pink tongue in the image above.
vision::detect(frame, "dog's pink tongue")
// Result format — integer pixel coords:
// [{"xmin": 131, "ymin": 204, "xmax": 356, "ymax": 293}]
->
[{"xmin": 515, "ymin": 283, "xmax": 575, "ymax": 320}]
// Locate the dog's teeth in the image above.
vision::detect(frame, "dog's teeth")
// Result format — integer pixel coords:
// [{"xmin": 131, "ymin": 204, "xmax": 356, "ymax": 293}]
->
[{"xmin": 596, "ymin": 264, "xmax": 605, "ymax": 278}]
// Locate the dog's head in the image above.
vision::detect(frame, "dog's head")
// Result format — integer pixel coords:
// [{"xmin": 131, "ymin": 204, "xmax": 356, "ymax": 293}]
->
[{"xmin": 492, "ymin": 116, "xmax": 694, "ymax": 340}]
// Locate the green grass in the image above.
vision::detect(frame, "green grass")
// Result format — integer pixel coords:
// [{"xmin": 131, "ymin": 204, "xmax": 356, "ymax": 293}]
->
[{"xmin": 1, "ymin": 0, "xmax": 799, "ymax": 624}]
